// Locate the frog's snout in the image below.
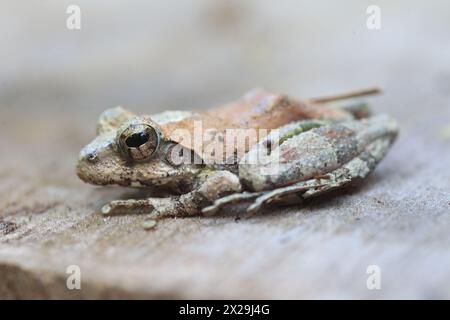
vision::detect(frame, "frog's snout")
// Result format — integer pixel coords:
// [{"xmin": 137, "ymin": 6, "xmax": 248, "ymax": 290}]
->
[
  {"xmin": 76, "ymin": 131, "xmax": 123, "ymax": 185},
  {"xmin": 76, "ymin": 139, "xmax": 114, "ymax": 185},
  {"xmin": 76, "ymin": 148, "xmax": 98, "ymax": 183}
]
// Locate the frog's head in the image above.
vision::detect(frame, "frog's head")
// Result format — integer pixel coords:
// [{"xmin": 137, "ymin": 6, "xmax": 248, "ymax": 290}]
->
[{"xmin": 76, "ymin": 107, "xmax": 202, "ymax": 188}]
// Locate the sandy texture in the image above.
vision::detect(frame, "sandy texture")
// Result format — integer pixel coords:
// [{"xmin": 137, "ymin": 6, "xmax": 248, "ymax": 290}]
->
[{"xmin": 0, "ymin": 1, "xmax": 449, "ymax": 299}]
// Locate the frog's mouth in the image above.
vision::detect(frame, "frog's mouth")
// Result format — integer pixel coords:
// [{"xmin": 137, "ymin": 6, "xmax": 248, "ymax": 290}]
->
[
  {"xmin": 76, "ymin": 165, "xmax": 128, "ymax": 187},
  {"xmin": 76, "ymin": 155, "xmax": 133, "ymax": 187}
]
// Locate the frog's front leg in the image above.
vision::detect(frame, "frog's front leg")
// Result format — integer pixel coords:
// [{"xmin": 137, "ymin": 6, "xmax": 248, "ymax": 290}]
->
[
  {"xmin": 101, "ymin": 170, "xmax": 242, "ymax": 218},
  {"xmin": 101, "ymin": 198, "xmax": 177, "ymax": 216}
]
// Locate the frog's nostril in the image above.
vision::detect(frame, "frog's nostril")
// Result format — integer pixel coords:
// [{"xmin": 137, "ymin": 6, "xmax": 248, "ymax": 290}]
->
[{"xmin": 86, "ymin": 153, "xmax": 98, "ymax": 163}]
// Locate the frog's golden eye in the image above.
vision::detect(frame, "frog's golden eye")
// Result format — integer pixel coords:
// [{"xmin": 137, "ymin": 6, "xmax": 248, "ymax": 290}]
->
[{"xmin": 118, "ymin": 124, "xmax": 160, "ymax": 161}]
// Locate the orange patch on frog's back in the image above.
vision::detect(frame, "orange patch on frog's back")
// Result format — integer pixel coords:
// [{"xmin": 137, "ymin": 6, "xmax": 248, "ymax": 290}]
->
[{"xmin": 158, "ymin": 89, "xmax": 351, "ymax": 163}]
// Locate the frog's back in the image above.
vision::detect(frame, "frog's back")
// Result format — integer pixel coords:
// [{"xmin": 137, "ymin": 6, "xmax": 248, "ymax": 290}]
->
[{"xmin": 155, "ymin": 89, "xmax": 352, "ymax": 164}]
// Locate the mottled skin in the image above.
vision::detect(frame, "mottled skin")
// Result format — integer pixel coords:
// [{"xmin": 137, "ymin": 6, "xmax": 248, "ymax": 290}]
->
[{"xmin": 76, "ymin": 90, "xmax": 398, "ymax": 221}]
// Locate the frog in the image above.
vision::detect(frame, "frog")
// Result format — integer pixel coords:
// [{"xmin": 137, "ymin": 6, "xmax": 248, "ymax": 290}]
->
[{"xmin": 76, "ymin": 88, "xmax": 398, "ymax": 223}]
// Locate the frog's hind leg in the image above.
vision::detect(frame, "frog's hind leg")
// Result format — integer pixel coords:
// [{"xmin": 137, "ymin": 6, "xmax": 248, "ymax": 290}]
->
[
  {"xmin": 200, "ymin": 136, "xmax": 393, "ymax": 216},
  {"xmin": 245, "ymin": 175, "xmax": 347, "ymax": 214},
  {"xmin": 246, "ymin": 135, "xmax": 394, "ymax": 214}
]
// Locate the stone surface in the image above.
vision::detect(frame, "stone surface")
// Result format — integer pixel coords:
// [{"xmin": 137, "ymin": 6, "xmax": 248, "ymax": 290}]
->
[{"xmin": 0, "ymin": 1, "xmax": 449, "ymax": 299}]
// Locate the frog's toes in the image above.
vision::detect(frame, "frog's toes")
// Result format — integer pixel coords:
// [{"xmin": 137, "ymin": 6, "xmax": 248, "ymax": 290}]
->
[
  {"xmin": 245, "ymin": 184, "xmax": 312, "ymax": 215},
  {"xmin": 101, "ymin": 203, "xmax": 113, "ymax": 215},
  {"xmin": 100, "ymin": 199, "xmax": 155, "ymax": 215},
  {"xmin": 142, "ymin": 219, "xmax": 157, "ymax": 230},
  {"xmin": 201, "ymin": 192, "xmax": 263, "ymax": 216}
]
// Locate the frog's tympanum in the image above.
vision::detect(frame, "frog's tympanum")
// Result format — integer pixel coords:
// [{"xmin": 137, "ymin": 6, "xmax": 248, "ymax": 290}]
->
[{"xmin": 77, "ymin": 88, "xmax": 398, "ymax": 222}]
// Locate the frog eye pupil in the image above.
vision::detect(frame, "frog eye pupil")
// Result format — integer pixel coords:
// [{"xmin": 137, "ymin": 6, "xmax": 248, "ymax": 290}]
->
[{"xmin": 125, "ymin": 132, "xmax": 150, "ymax": 148}]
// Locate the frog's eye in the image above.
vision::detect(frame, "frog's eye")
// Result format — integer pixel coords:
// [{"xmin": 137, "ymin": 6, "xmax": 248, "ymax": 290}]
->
[{"xmin": 118, "ymin": 124, "xmax": 160, "ymax": 161}]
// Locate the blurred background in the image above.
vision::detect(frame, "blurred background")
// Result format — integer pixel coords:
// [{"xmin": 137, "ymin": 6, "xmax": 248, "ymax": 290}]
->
[
  {"xmin": 1, "ymin": 1, "xmax": 450, "ymax": 299},
  {"xmin": 2, "ymin": 1, "xmax": 449, "ymax": 122}
]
